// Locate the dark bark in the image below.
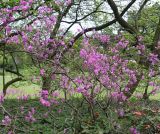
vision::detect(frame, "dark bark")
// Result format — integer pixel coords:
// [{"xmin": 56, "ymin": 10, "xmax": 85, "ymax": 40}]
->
[
  {"xmin": 143, "ymin": 17, "xmax": 160, "ymax": 98},
  {"xmin": 68, "ymin": 0, "xmax": 137, "ymax": 47},
  {"xmin": 123, "ymin": 74, "xmax": 142, "ymax": 99},
  {"xmin": 107, "ymin": 0, "xmax": 137, "ymax": 34},
  {"xmin": 50, "ymin": 0, "xmax": 73, "ymax": 39},
  {"xmin": 42, "ymin": 75, "xmax": 51, "ymax": 91},
  {"xmin": 153, "ymin": 17, "xmax": 160, "ymax": 55},
  {"xmin": 143, "ymin": 82, "xmax": 149, "ymax": 100},
  {"xmin": 3, "ymin": 77, "xmax": 23, "ymax": 96}
]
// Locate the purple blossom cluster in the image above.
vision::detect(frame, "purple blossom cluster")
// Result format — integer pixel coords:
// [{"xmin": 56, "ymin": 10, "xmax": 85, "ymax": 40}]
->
[
  {"xmin": 2, "ymin": 116, "xmax": 12, "ymax": 126},
  {"xmin": 96, "ymin": 34, "xmax": 110, "ymax": 44},
  {"xmin": 40, "ymin": 90, "xmax": 51, "ymax": 107},
  {"xmin": 79, "ymin": 41, "xmax": 139, "ymax": 100},
  {"xmin": 25, "ymin": 108, "xmax": 36, "ymax": 123},
  {"xmin": 130, "ymin": 127, "xmax": 140, "ymax": 134},
  {"xmin": 149, "ymin": 53, "xmax": 159, "ymax": 65},
  {"xmin": 40, "ymin": 90, "xmax": 63, "ymax": 107}
]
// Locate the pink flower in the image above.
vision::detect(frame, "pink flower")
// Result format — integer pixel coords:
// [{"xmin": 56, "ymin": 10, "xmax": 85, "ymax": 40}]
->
[
  {"xmin": 41, "ymin": 90, "xmax": 49, "ymax": 99},
  {"xmin": 129, "ymin": 127, "xmax": 140, "ymax": 134},
  {"xmin": 99, "ymin": 35, "xmax": 110, "ymax": 43},
  {"xmin": 22, "ymin": 33, "xmax": 28, "ymax": 44},
  {"xmin": 13, "ymin": 6, "xmax": 19, "ymax": 11},
  {"xmin": 40, "ymin": 98, "xmax": 51, "ymax": 107},
  {"xmin": 26, "ymin": 25, "xmax": 33, "ymax": 32},
  {"xmin": 111, "ymin": 92, "xmax": 127, "ymax": 102},
  {"xmin": 20, "ymin": 0, "xmax": 28, "ymax": 6},
  {"xmin": 25, "ymin": 108, "xmax": 36, "ymax": 123},
  {"xmin": 82, "ymin": 38, "xmax": 89, "ymax": 45},
  {"xmin": 50, "ymin": 98, "xmax": 59, "ymax": 105},
  {"xmin": 21, "ymin": 6, "xmax": 30, "ymax": 11},
  {"xmin": 52, "ymin": 91, "xmax": 60, "ymax": 97},
  {"xmin": 66, "ymin": 0, "xmax": 72, "ymax": 5},
  {"xmin": 149, "ymin": 69, "xmax": 156, "ymax": 77},
  {"xmin": 150, "ymin": 86, "xmax": 159, "ymax": 95},
  {"xmin": 31, "ymin": 107, "xmax": 35, "ymax": 114},
  {"xmin": 149, "ymin": 81, "xmax": 155, "ymax": 86},
  {"xmin": 40, "ymin": 69, "xmax": 45, "ymax": 76},
  {"xmin": 49, "ymin": 15, "xmax": 56, "ymax": 24},
  {"xmin": 74, "ymin": 77, "xmax": 83, "ymax": 84},
  {"xmin": 117, "ymin": 40, "xmax": 128, "ymax": 49},
  {"xmin": 27, "ymin": 45, "xmax": 33, "ymax": 52},
  {"xmin": 2, "ymin": 116, "xmax": 11, "ymax": 126},
  {"xmin": 60, "ymin": 76, "xmax": 69, "ymax": 89},
  {"xmin": 21, "ymin": 95, "xmax": 29, "ymax": 101},
  {"xmin": 9, "ymin": 35, "xmax": 19, "ymax": 44},
  {"xmin": 80, "ymin": 49, "xmax": 87, "ymax": 58},
  {"xmin": 25, "ymin": 114, "xmax": 36, "ymax": 123},
  {"xmin": 94, "ymin": 86, "xmax": 101, "ymax": 94},
  {"xmin": 28, "ymin": 0, "xmax": 33, "ymax": 4},
  {"xmin": 137, "ymin": 44, "xmax": 145, "ymax": 53},
  {"xmin": 55, "ymin": 0, "xmax": 62, "ymax": 6},
  {"xmin": 77, "ymin": 86, "xmax": 85, "ymax": 93},
  {"xmin": 5, "ymin": 26, "xmax": 11, "ymax": 33},
  {"xmin": 4, "ymin": 9, "xmax": 12, "ymax": 13},
  {"xmin": 117, "ymin": 108, "xmax": 125, "ymax": 117},
  {"xmin": 0, "ymin": 95, "xmax": 4, "ymax": 104},
  {"xmin": 149, "ymin": 53, "xmax": 159, "ymax": 65}
]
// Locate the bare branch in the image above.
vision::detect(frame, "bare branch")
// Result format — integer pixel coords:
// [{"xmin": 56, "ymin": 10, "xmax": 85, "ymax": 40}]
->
[
  {"xmin": 50, "ymin": 0, "xmax": 74, "ymax": 38},
  {"xmin": 69, "ymin": 0, "xmax": 137, "ymax": 47},
  {"xmin": 153, "ymin": 17, "xmax": 160, "ymax": 51},
  {"xmin": 3, "ymin": 77, "xmax": 23, "ymax": 96},
  {"xmin": 107, "ymin": 0, "xmax": 137, "ymax": 34}
]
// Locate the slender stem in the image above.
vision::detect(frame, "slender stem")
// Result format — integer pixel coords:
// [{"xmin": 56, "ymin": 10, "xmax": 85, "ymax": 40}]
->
[
  {"xmin": 2, "ymin": 43, "xmax": 5, "ymax": 90},
  {"xmin": 10, "ymin": 53, "xmax": 19, "ymax": 76}
]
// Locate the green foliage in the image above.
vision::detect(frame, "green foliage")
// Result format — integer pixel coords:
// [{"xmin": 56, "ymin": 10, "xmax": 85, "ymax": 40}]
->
[
  {"xmin": 0, "ymin": 0, "xmax": 20, "ymax": 8},
  {"xmin": 128, "ymin": 3, "xmax": 160, "ymax": 46}
]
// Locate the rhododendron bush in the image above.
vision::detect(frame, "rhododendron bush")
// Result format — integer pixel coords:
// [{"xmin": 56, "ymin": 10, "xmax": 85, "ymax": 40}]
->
[{"xmin": 0, "ymin": 0, "xmax": 160, "ymax": 133}]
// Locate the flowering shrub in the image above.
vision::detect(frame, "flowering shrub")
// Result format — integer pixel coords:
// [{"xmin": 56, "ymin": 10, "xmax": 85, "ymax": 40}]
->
[{"xmin": 0, "ymin": 0, "xmax": 160, "ymax": 133}]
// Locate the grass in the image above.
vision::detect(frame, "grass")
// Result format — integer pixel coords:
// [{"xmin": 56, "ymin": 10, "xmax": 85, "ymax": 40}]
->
[
  {"xmin": 134, "ymin": 86, "xmax": 160, "ymax": 101},
  {"xmin": 0, "ymin": 98, "xmax": 160, "ymax": 133},
  {"xmin": 0, "ymin": 74, "xmax": 40, "ymax": 99},
  {"xmin": 1, "ymin": 74, "xmax": 160, "ymax": 101}
]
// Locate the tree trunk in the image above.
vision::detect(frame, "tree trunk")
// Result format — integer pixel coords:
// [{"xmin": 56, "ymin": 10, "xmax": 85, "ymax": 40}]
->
[
  {"xmin": 42, "ymin": 75, "xmax": 51, "ymax": 91},
  {"xmin": 3, "ymin": 77, "xmax": 23, "ymax": 96},
  {"xmin": 153, "ymin": 17, "xmax": 160, "ymax": 59},
  {"xmin": 143, "ymin": 74, "xmax": 149, "ymax": 100},
  {"xmin": 153, "ymin": 17, "xmax": 160, "ymax": 50},
  {"xmin": 123, "ymin": 74, "xmax": 142, "ymax": 99}
]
